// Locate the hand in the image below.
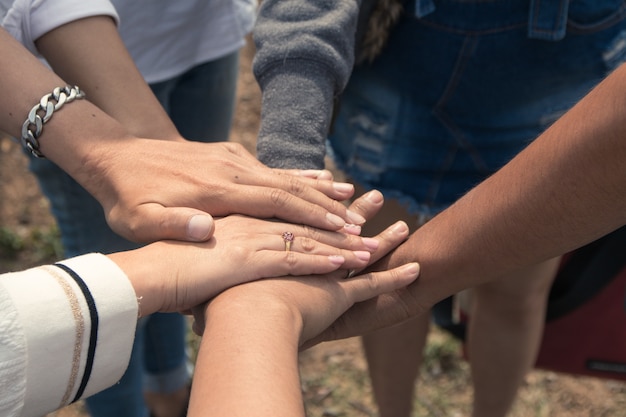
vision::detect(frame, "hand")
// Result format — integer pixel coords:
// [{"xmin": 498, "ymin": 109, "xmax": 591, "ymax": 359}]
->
[
  {"xmin": 299, "ymin": 189, "xmax": 427, "ymax": 348},
  {"xmin": 79, "ymin": 140, "xmax": 366, "ymax": 244},
  {"xmin": 296, "ymin": 190, "xmax": 424, "ymax": 349},
  {"xmin": 188, "ymin": 234, "xmax": 418, "ymax": 417},
  {"xmin": 108, "ymin": 213, "xmax": 381, "ymax": 316},
  {"xmin": 191, "ymin": 210, "xmax": 413, "ymax": 335},
  {"xmin": 300, "ymin": 240, "xmax": 428, "ymax": 348},
  {"xmin": 202, "ymin": 261, "xmax": 420, "ymax": 347}
]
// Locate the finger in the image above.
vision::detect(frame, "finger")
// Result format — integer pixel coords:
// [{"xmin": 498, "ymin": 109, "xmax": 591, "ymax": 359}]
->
[
  {"xmin": 368, "ymin": 221, "xmax": 410, "ymax": 265},
  {"xmin": 255, "ymin": 239, "xmax": 376, "ymax": 273},
  {"xmin": 220, "ymin": 144, "xmax": 351, "ymax": 203},
  {"xmin": 300, "ymin": 288, "xmax": 411, "ymax": 350},
  {"xmin": 243, "ymin": 223, "xmax": 376, "ymax": 270},
  {"xmin": 273, "ymin": 169, "xmax": 354, "ymax": 202},
  {"xmin": 338, "ymin": 221, "xmax": 409, "ymax": 277},
  {"xmin": 213, "ymin": 185, "xmax": 364, "ymax": 232},
  {"xmin": 231, "ymin": 170, "xmax": 365, "ymax": 225},
  {"xmin": 348, "ymin": 189, "xmax": 384, "ymax": 222},
  {"xmin": 342, "ymin": 263, "xmax": 420, "ymax": 303},
  {"xmin": 110, "ymin": 205, "xmax": 215, "ymax": 243},
  {"xmin": 279, "ymin": 169, "xmax": 335, "ymax": 181},
  {"xmin": 191, "ymin": 319, "xmax": 204, "ymax": 336},
  {"xmin": 250, "ymin": 252, "xmax": 351, "ymax": 277},
  {"xmin": 190, "ymin": 305, "xmax": 207, "ymax": 336},
  {"xmin": 276, "ymin": 224, "xmax": 378, "ymax": 253},
  {"xmin": 300, "ymin": 264, "xmax": 421, "ymax": 350}
]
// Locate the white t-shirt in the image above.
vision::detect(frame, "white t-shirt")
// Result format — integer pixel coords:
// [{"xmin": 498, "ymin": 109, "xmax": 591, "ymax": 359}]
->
[
  {"xmin": 0, "ymin": 0, "xmax": 257, "ymax": 83},
  {"xmin": 0, "ymin": 253, "xmax": 138, "ymax": 417},
  {"xmin": 113, "ymin": 0, "xmax": 257, "ymax": 83},
  {"xmin": 0, "ymin": 0, "xmax": 119, "ymax": 55}
]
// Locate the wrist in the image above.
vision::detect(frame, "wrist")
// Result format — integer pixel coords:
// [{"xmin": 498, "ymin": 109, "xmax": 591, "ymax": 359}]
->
[
  {"xmin": 107, "ymin": 249, "xmax": 164, "ymax": 317},
  {"xmin": 207, "ymin": 286, "xmax": 303, "ymax": 341},
  {"xmin": 35, "ymin": 98, "xmax": 134, "ymax": 177}
]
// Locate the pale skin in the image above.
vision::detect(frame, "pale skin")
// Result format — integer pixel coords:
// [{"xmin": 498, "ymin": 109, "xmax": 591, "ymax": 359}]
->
[
  {"xmin": 187, "ymin": 193, "xmax": 418, "ymax": 417},
  {"xmin": 188, "ymin": 263, "xmax": 420, "ymax": 417},
  {"xmin": 0, "ymin": 23, "xmax": 366, "ymax": 245},
  {"xmin": 108, "ymin": 190, "xmax": 402, "ymax": 319}
]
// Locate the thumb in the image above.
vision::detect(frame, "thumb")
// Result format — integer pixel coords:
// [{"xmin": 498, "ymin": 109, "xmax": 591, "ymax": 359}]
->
[{"xmin": 118, "ymin": 205, "xmax": 215, "ymax": 243}]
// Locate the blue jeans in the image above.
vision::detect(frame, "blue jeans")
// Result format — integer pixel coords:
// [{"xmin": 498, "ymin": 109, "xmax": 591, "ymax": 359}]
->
[
  {"xmin": 29, "ymin": 50, "xmax": 239, "ymax": 417},
  {"xmin": 330, "ymin": 0, "xmax": 626, "ymax": 221}
]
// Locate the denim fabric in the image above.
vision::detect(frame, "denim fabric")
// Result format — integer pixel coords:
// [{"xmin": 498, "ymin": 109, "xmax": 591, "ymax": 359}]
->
[
  {"xmin": 28, "ymin": 50, "xmax": 239, "ymax": 417},
  {"xmin": 150, "ymin": 51, "xmax": 239, "ymax": 141},
  {"xmin": 329, "ymin": 0, "xmax": 626, "ymax": 222}
]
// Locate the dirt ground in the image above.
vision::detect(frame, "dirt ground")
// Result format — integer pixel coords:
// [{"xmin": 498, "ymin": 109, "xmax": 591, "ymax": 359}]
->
[{"xmin": 2, "ymin": 39, "xmax": 626, "ymax": 417}]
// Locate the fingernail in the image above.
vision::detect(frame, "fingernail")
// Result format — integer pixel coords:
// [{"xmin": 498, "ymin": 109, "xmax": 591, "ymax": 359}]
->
[
  {"xmin": 354, "ymin": 251, "xmax": 371, "ymax": 261},
  {"xmin": 391, "ymin": 221, "xmax": 409, "ymax": 234},
  {"xmin": 333, "ymin": 182, "xmax": 354, "ymax": 193},
  {"xmin": 326, "ymin": 212, "xmax": 346, "ymax": 228},
  {"xmin": 344, "ymin": 223, "xmax": 361, "ymax": 235},
  {"xmin": 346, "ymin": 209, "xmax": 366, "ymax": 225},
  {"xmin": 328, "ymin": 255, "xmax": 345, "ymax": 265},
  {"xmin": 365, "ymin": 190, "xmax": 384, "ymax": 204},
  {"xmin": 362, "ymin": 237, "xmax": 379, "ymax": 251},
  {"xmin": 317, "ymin": 170, "xmax": 334, "ymax": 180},
  {"xmin": 187, "ymin": 215, "xmax": 212, "ymax": 241},
  {"xmin": 298, "ymin": 169, "xmax": 324, "ymax": 178},
  {"xmin": 401, "ymin": 262, "xmax": 420, "ymax": 275}
]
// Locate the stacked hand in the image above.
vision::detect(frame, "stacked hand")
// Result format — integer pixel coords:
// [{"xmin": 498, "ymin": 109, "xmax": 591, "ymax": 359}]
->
[
  {"xmin": 108, "ymin": 190, "xmax": 396, "ymax": 317},
  {"xmin": 79, "ymin": 140, "xmax": 366, "ymax": 243}
]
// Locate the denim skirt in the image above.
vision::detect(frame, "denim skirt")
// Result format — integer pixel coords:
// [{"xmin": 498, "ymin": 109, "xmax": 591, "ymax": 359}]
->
[{"xmin": 329, "ymin": 0, "xmax": 626, "ymax": 220}]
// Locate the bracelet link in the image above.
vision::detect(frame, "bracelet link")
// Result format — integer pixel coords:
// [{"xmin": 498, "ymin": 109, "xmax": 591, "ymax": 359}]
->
[{"xmin": 20, "ymin": 85, "xmax": 86, "ymax": 158}]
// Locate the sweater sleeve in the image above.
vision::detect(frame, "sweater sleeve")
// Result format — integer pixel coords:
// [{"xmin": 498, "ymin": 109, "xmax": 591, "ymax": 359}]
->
[
  {"xmin": 252, "ymin": 0, "xmax": 361, "ymax": 169},
  {"xmin": 0, "ymin": 253, "xmax": 137, "ymax": 417}
]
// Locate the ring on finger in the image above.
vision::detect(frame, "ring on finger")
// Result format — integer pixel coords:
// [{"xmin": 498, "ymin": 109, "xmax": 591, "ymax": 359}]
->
[{"xmin": 282, "ymin": 231, "xmax": 295, "ymax": 252}]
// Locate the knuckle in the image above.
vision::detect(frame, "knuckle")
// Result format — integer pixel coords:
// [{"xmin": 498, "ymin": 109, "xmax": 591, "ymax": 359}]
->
[
  {"xmin": 284, "ymin": 251, "xmax": 299, "ymax": 267},
  {"xmin": 108, "ymin": 208, "xmax": 141, "ymax": 241},
  {"xmin": 301, "ymin": 224, "xmax": 322, "ymax": 243},
  {"xmin": 298, "ymin": 236, "xmax": 316, "ymax": 252},
  {"xmin": 285, "ymin": 175, "xmax": 307, "ymax": 196},
  {"xmin": 269, "ymin": 188, "xmax": 291, "ymax": 209},
  {"xmin": 224, "ymin": 141, "xmax": 243, "ymax": 154}
]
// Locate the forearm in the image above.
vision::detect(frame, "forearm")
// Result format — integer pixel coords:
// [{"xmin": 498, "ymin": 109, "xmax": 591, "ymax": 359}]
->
[
  {"xmin": 189, "ymin": 296, "xmax": 305, "ymax": 417},
  {"xmin": 395, "ymin": 63, "xmax": 626, "ymax": 309},
  {"xmin": 0, "ymin": 28, "xmax": 135, "ymax": 173},
  {"xmin": 312, "ymin": 64, "xmax": 626, "ymax": 343},
  {"xmin": 253, "ymin": 0, "xmax": 361, "ymax": 169},
  {"xmin": 35, "ymin": 16, "xmax": 180, "ymax": 141}
]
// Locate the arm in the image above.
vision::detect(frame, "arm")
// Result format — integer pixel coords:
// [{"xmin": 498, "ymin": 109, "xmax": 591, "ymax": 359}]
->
[
  {"xmin": 0, "ymin": 23, "xmax": 369, "ymax": 243},
  {"xmin": 253, "ymin": 0, "xmax": 361, "ymax": 169},
  {"xmin": 35, "ymin": 15, "xmax": 180, "ymax": 141},
  {"xmin": 0, "ymin": 198, "xmax": 390, "ymax": 416},
  {"xmin": 186, "ymin": 194, "xmax": 413, "ymax": 416},
  {"xmin": 188, "ymin": 261, "xmax": 419, "ymax": 417},
  {"xmin": 309, "ymin": 62, "xmax": 626, "ymax": 343}
]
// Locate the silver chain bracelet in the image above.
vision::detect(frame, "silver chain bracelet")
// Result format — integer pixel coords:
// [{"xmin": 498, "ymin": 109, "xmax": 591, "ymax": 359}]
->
[{"xmin": 20, "ymin": 85, "xmax": 86, "ymax": 158}]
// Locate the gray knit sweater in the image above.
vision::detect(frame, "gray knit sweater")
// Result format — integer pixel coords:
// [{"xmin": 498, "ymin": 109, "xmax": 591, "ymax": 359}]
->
[{"xmin": 252, "ymin": 0, "xmax": 362, "ymax": 169}]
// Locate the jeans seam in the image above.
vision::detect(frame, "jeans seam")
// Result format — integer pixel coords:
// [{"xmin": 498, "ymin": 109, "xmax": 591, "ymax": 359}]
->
[{"xmin": 433, "ymin": 35, "xmax": 489, "ymax": 179}]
